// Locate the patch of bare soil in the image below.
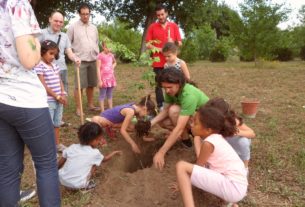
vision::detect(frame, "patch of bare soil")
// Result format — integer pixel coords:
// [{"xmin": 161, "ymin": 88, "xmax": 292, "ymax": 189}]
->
[{"xmin": 21, "ymin": 62, "xmax": 305, "ymax": 206}]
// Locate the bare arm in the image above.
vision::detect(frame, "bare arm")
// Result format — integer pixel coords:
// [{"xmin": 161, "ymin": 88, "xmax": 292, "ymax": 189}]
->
[
  {"xmin": 120, "ymin": 109, "xmax": 141, "ymax": 153},
  {"xmin": 37, "ymin": 74, "xmax": 58, "ymax": 99},
  {"xmin": 159, "ymin": 115, "xmax": 190, "ymax": 154},
  {"xmin": 146, "ymin": 42, "xmax": 162, "ymax": 52},
  {"xmin": 236, "ymin": 122, "xmax": 255, "ymax": 138},
  {"xmin": 180, "ymin": 61, "xmax": 191, "ymax": 80},
  {"xmin": 150, "ymin": 105, "xmax": 170, "ymax": 127},
  {"xmin": 112, "ymin": 55, "xmax": 117, "ymax": 68},
  {"xmin": 193, "ymin": 136, "xmax": 202, "ymax": 158},
  {"xmin": 153, "ymin": 115, "xmax": 190, "ymax": 170},
  {"xmin": 103, "ymin": 150, "xmax": 122, "ymax": 162},
  {"xmin": 59, "ymin": 79, "xmax": 67, "ymax": 106},
  {"xmin": 96, "ymin": 59, "xmax": 103, "ymax": 88},
  {"xmin": 58, "ymin": 157, "xmax": 66, "ymax": 169},
  {"xmin": 66, "ymin": 48, "xmax": 81, "ymax": 67},
  {"xmin": 16, "ymin": 35, "xmax": 41, "ymax": 69},
  {"xmin": 196, "ymin": 141, "xmax": 214, "ymax": 166}
]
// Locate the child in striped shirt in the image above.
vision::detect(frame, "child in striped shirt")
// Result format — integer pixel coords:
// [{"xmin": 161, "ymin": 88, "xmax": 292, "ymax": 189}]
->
[{"xmin": 34, "ymin": 40, "xmax": 67, "ymax": 152}]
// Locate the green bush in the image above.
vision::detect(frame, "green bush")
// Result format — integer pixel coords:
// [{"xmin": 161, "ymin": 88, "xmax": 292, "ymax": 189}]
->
[
  {"xmin": 179, "ymin": 38, "xmax": 200, "ymax": 63},
  {"xmin": 300, "ymin": 45, "xmax": 305, "ymax": 60},
  {"xmin": 193, "ymin": 25, "xmax": 218, "ymax": 60},
  {"xmin": 209, "ymin": 48, "xmax": 225, "ymax": 62},
  {"xmin": 180, "ymin": 25, "xmax": 217, "ymax": 62},
  {"xmin": 239, "ymin": 55, "xmax": 255, "ymax": 62},
  {"xmin": 209, "ymin": 37, "xmax": 232, "ymax": 62},
  {"xmin": 98, "ymin": 20, "xmax": 141, "ymax": 62},
  {"xmin": 273, "ymin": 48, "xmax": 294, "ymax": 61}
]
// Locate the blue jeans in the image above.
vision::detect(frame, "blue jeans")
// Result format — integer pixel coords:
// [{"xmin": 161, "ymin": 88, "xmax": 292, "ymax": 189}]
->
[
  {"xmin": 153, "ymin": 67, "xmax": 164, "ymax": 108},
  {"xmin": 226, "ymin": 136, "xmax": 251, "ymax": 161},
  {"xmin": 48, "ymin": 101, "xmax": 63, "ymax": 127},
  {"xmin": 0, "ymin": 103, "xmax": 61, "ymax": 207}
]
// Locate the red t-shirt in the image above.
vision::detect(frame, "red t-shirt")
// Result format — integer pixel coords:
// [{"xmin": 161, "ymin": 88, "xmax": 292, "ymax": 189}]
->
[{"xmin": 146, "ymin": 21, "xmax": 182, "ymax": 68}]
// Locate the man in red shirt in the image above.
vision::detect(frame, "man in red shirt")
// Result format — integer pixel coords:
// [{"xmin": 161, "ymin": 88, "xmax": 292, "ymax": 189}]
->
[{"xmin": 146, "ymin": 4, "xmax": 182, "ymax": 109}]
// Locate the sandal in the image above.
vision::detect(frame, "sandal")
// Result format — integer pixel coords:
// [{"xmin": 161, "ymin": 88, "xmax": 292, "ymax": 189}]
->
[
  {"xmin": 88, "ymin": 106, "xmax": 101, "ymax": 112},
  {"xmin": 105, "ymin": 127, "xmax": 117, "ymax": 140},
  {"xmin": 75, "ymin": 111, "xmax": 85, "ymax": 117}
]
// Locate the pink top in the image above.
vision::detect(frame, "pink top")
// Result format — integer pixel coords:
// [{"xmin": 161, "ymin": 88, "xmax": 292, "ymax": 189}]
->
[
  {"xmin": 204, "ymin": 134, "xmax": 248, "ymax": 185},
  {"xmin": 97, "ymin": 52, "xmax": 116, "ymax": 88}
]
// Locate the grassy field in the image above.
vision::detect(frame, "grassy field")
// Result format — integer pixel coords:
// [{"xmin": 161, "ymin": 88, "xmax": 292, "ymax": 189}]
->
[{"xmin": 21, "ymin": 60, "xmax": 305, "ymax": 206}]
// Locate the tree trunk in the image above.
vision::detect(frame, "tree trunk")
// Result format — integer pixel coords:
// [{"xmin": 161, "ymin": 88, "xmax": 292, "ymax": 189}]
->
[{"xmin": 139, "ymin": 13, "xmax": 156, "ymax": 56}]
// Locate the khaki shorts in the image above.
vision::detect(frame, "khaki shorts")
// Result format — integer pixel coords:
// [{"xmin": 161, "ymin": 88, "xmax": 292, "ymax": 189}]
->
[{"xmin": 74, "ymin": 61, "xmax": 98, "ymax": 89}]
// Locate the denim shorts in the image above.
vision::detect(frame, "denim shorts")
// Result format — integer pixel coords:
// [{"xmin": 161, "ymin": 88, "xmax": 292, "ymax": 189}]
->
[
  {"xmin": 48, "ymin": 101, "xmax": 63, "ymax": 127},
  {"xmin": 226, "ymin": 136, "xmax": 251, "ymax": 161}
]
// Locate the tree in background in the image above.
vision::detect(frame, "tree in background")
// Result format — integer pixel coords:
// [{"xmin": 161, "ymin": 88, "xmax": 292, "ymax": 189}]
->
[
  {"xmin": 31, "ymin": 0, "xmax": 93, "ymax": 27},
  {"xmin": 294, "ymin": 5, "xmax": 305, "ymax": 60},
  {"xmin": 99, "ymin": 20, "xmax": 142, "ymax": 59},
  {"xmin": 231, "ymin": 0, "xmax": 290, "ymax": 63},
  {"xmin": 93, "ymin": 0, "xmax": 239, "ymax": 54}
]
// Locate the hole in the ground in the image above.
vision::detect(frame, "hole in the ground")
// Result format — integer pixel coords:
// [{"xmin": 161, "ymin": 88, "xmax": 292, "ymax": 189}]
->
[{"xmin": 125, "ymin": 139, "xmax": 164, "ymax": 173}]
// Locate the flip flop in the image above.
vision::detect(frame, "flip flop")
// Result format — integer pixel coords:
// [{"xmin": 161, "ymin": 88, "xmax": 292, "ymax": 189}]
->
[
  {"xmin": 88, "ymin": 106, "xmax": 100, "ymax": 112},
  {"xmin": 75, "ymin": 111, "xmax": 85, "ymax": 117}
]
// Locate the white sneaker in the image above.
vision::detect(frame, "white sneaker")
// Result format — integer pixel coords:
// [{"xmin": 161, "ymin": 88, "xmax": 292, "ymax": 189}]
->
[{"xmin": 20, "ymin": 189, "xmax": 36, "ymax": 202}]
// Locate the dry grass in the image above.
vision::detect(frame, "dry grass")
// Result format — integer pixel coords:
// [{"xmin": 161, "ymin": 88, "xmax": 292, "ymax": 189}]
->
[{"xmin": 21, "ymin": 60, "xmax": 305, "ymax": 206}]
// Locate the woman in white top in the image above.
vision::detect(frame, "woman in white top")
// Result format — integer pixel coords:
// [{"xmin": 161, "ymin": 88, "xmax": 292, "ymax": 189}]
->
[{"xmin": 0, "ymin": 0, "xmax": 60, "ymax": 206}]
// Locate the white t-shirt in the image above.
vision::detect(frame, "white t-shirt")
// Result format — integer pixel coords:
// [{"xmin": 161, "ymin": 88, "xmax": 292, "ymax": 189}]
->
[
  {"xmin": 0, "ymin": 0, "xmax": 47, "ymax": 108},
  {"xmin": 59, "ymin": 144, "xmax": 104, "ymax": 189}
]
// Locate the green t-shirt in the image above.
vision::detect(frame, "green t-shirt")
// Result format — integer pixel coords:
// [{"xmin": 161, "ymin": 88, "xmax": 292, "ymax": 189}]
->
[{"xmin": 164, "ymin": 83, "xmax": 209, "ymax": 116}]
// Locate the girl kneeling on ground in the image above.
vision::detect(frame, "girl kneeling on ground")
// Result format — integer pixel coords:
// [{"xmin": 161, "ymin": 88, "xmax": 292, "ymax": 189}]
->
[{"xmin": 176, "ymin": 106, "xmax": 248, "ymax": 207}]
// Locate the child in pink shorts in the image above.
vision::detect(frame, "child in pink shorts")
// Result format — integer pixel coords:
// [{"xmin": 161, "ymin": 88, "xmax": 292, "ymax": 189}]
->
[{"xmin": 176, "ymin": 106, "xmax": 248, "ymax": 206}]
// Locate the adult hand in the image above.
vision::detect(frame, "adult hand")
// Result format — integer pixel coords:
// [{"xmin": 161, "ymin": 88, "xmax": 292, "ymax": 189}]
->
[
  {"xmin": 74, "ymin": 56, "xmax": 81, "ymax": 67},
  {"xmin": 153, "ymin": 150, "xmax": 165, "ymax": 170},
  {"xmin": 168, "ymin": 37, "xmax": 174, "ymax": 43}
]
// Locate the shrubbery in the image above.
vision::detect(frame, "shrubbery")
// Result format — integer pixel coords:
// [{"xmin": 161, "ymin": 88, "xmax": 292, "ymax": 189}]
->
[
  {"xmin": 180, "ymin": 25, "xmax": 234, "ymax": 63},
  {"xmin": 300, "ymin": 46, "xmax": 305, "ymax": 60},
  {"xmin": 273, "ymin": 48, "xmax": 294, "ymax": 61},
  {"xmin": 180, "ymin": 38, "xmax": 200, "ymax": 63},
  {"xmin": 209, "ymin": 37, "xmax": 232, "ymax": 62},
  {"xmin": 98, "ymin": 20, "xmax": 141, "ymax": 62}
]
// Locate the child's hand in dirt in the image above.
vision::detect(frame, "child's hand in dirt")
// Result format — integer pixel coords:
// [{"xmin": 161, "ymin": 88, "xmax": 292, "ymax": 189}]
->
[
  {"xmin": 99, "ymin": 137, "xmax": 107, "ymax": 146},
  {"xmin": 113, "ymin": 150, "xmax": 123, "ymax": 156},
  {"xmin": 168, "ymin": 182, "xmax": 179, "ymax": 193},
  {"xmin": 143, "ymin": 136, "xmax": 155, "ymax": 142},
  {"xmin": 168, "ymin": 182, "xmax": 179, "ymax": 200},
  {"xmin": 131, "ymin": 143, "xmax": 141, "ymax": 154}
]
